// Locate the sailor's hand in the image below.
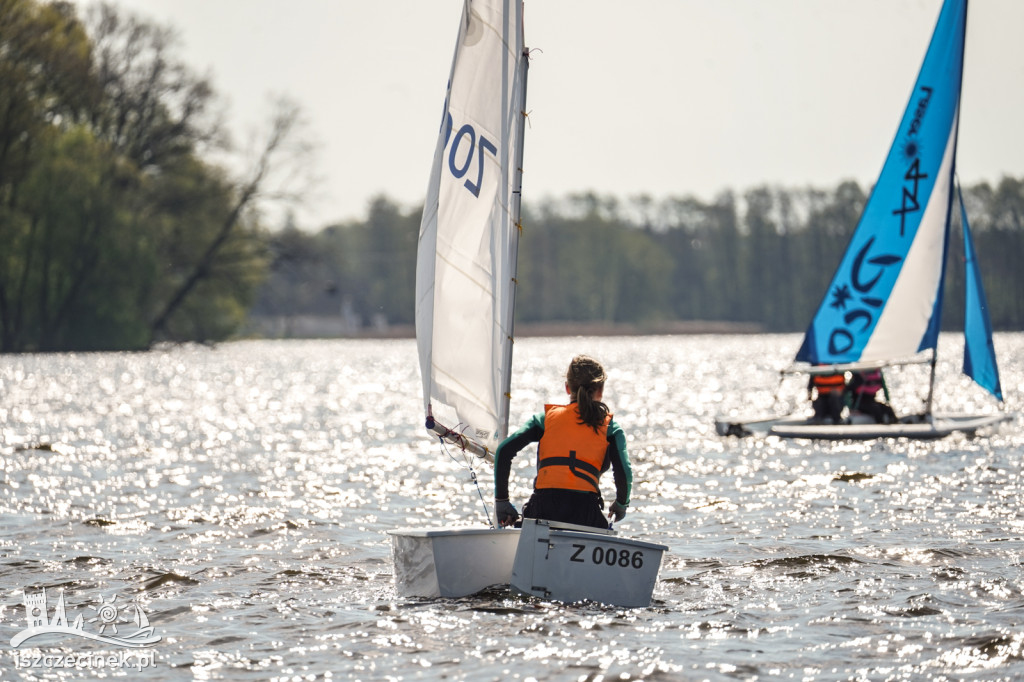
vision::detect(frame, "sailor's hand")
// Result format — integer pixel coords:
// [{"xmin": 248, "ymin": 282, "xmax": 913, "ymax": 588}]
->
[
  {"xmin": 495, "ymin": 499, "xmax": 520, "ymax": 527},
  {"xmin": 609, "ymin": 501, "xmax": 628, "ymax": 522}
]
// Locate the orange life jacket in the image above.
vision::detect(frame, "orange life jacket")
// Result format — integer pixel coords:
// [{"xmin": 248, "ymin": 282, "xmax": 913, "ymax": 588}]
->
[
  {"xmin": 812, "ymin": 373, "xmax": 846, "ymax": 394},
  {"xmin": 535, "ymin": 404, "xmax": 610, "ymax": 494}
]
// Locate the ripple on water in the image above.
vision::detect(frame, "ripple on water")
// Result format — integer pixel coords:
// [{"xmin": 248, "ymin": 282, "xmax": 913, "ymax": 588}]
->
[{"xmin": 1, "ymin": 335, "xmax": 1022, "ymax": 679}]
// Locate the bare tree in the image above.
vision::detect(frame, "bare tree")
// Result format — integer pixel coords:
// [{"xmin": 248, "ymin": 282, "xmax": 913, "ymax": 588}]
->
[{"xmin": 149, "ymin": 96, "xmax": 312, "ymax": 341}]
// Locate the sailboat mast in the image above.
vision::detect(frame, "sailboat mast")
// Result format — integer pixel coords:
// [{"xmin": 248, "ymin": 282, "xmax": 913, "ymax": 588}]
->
[
  {"xmin": 924, "ymin": 349, "xmax": 939, "ymax": 419},
  {"xmin": 925, "ymin": 0, "xmax": 969, "ymax": 420},
  {"xmin": 497, "ymin": 21, "xmax": 529, "ymax": 443}
]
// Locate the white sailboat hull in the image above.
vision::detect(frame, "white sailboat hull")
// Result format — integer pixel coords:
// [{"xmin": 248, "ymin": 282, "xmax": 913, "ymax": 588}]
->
[
  {"xmin": 716, "ymin": 411, "xmax": 1012, "ymax": 441},
  {"xmin": 510, "ymin": 519, "xmax": 666, "ymax": 608},
  {"xmin": 389, "ymin": 526, "xmax": 520, "ymax": 598},
  {"xmin": 769, "ymin": 412, "xmax": 1012, "ymax": 440}
]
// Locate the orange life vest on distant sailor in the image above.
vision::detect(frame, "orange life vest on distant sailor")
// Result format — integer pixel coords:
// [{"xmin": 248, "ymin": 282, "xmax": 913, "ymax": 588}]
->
[
  {"xmin": 853, "ymin": 370, "xmax": 883, "ymax": 396},
  {"xmin": 535, "ymin": 404, "xmax": 610, "ymax": 494},
  {"xmin": 812, "ymin": 373, "xmax": 845, "ymax": 394}
]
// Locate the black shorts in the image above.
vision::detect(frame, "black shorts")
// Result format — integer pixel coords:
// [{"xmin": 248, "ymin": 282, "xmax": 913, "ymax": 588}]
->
[{"xmin": 522, "ymin": 488, "xmax": 609, "ymax": 529}]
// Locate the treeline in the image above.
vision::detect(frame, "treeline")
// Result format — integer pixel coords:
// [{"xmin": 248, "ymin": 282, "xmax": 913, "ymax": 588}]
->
[
  {"xmin": 0, "ymin": 0, "xmax": 305, "ymax": 352},
  {"xmin": 5, "ymin": 3, "xmax": 1024, "ymax": 354},
  {"xmin": 254, "ymin": 177, "xmax": 1024, "ymax": 335}
]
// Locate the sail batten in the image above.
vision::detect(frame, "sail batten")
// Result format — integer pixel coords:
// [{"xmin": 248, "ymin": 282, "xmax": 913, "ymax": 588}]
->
[{"xmin": 416, "ymin": 0, "xmax": 526, "ymax": 456}]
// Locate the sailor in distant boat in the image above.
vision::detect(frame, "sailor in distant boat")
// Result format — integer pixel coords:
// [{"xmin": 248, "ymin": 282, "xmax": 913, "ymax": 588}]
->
[
  {"xmin": 847, "ymin": 369, "xmax": 897, "ymax": 424},
  {"xmin": 808, "ymin": 369, "xmax": 847, "ymax": 425},
  {"xmin": 493, "ymin": 355, "xmax": 632, "ymax": 530}
]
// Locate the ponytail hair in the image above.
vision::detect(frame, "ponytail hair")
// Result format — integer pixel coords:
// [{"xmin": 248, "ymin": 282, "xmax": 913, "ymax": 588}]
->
[{"xmin": 566, "ymin": 355, "xmax": 609, "ymax": 432}]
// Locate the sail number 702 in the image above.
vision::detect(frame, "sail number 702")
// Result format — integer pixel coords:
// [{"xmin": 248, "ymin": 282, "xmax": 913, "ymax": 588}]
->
[
  {"xmin": 444, "ymin": 116, "xmax": 497, "ymax": 198},
  {"xmin": 570, "ymin": 543, "xmax": 645, "ymax": 569}
]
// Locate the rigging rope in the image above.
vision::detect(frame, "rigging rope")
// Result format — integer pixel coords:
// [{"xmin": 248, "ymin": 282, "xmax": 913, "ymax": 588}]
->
[{"xmin": 437, "ymin": 432, "xmax": 494, "ymax": 528}]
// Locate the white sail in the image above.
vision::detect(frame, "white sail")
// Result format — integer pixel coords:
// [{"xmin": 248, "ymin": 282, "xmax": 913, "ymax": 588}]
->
[{"xmin": 415, "ymin": 0, "xmax": 527, "ymax": 456}]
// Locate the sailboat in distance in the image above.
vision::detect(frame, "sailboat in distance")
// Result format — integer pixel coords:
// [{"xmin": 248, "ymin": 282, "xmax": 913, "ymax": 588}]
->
[{"xmin": 716, "ymin": 0, "xmax": 1012, "ymax": 440}]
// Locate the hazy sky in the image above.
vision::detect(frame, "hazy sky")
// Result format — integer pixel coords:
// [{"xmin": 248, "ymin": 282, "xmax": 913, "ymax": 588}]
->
[{"xmin": 73, "ymin": 0, "xmax": 1024, "ymax": 229}]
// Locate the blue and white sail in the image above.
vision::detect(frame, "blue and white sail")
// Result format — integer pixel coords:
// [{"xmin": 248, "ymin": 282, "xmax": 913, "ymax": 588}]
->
[
  {"xmin": 415, "ymin": 0, "xmax": 527, "ymax": 457},
  {"xmin": 796, "ymin": 0, "xmax": 967, "ymax": 366},
  {"xmin": 959, "ymin": 185, "xmax": 1003, "ymax": 401}
]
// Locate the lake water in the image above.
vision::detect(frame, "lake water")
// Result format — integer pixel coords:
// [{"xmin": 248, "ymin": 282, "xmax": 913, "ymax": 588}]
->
[{"xmin": 1, "ymin": 334, "xmax": 1022, "ymax": 680}]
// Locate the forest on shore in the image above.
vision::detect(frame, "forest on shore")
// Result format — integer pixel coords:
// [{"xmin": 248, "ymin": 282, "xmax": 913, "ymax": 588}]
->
[
  {"xmin": 253, "ymin": 178, "xmax": 1024, "ymax": 340},
  {"xmin": 0, "ymin": 0, "xmax": 305, "ymax": 352},
  {"xmin": 3, "ymin": 0, "xmax": 1023, "ymax": 353}
]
